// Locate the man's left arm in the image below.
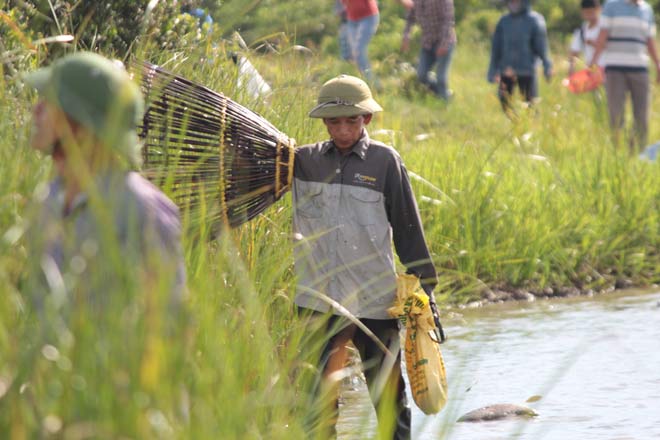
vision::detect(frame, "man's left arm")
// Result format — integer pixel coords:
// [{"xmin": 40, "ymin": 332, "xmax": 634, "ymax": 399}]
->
[
  {"xmin": 646, "ymin": 37, "xmax": 660, "ymax": 83},
  {"xmin": 402, "ymin": 7, "xmax": 416, "ymax": 52},
  {"xmin": 436, "ymin": 0, "xmax": 456, "ymax": 57},
  {"xmin": 589, "ymin": 28, "xmax": 609, "ymax": 68},
  {"xmin": 645, "ymin": 7, "xmax": 660, "ymax": 83},
  {"xmin": 532, "ymin": 14, "xmax": 553, "ymax": 80},
  {"xmin": 138, "ymin": 196, "xmax": 188, "ymax": 309},
  {"xmin": 384, "ymin": 157, "xmax": 438, "ymax": 295}
]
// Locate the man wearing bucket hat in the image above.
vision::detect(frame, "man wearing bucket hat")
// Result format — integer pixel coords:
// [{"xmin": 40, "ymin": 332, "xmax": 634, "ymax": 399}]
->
[
  {"xmin": 294, "ymin": 74, "xmax": 438, "ymax": 439},
  {"xmin": 24, "ymin": 51, "xmax": 186, "ymax": 309}
]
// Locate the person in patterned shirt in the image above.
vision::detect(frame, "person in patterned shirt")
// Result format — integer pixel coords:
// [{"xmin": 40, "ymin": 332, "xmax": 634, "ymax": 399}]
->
[{"xmin": 401, "ymin": 0, "xmax": 457, "ymax": 100}]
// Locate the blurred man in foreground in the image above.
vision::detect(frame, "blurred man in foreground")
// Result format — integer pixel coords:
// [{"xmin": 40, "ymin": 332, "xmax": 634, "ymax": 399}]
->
[{"xmin": 24, "ymin": 51, "xmax": 186, "ymax": 322}]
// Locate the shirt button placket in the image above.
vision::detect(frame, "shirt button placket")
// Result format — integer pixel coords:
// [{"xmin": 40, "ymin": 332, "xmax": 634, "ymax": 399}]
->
[{"xmin": 332, "ymin": 159, "xmax": 342, "ymax": 293}]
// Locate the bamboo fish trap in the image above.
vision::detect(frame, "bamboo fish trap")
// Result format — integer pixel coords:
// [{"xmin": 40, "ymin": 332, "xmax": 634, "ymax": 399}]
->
[{"xmin": 134, "ymin": 60, "xmax": 295, "ymax": 230}]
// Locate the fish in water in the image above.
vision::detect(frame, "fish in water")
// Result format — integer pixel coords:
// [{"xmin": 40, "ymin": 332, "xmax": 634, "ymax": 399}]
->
[{"xmin": 457, "ymin": 404, "xmax": 538, "ymax": 422}]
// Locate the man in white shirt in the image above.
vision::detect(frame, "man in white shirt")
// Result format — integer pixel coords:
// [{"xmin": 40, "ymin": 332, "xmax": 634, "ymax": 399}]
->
[{"xmin": 569, "ymin": 0, "xmax": 603, "ymax": 75}]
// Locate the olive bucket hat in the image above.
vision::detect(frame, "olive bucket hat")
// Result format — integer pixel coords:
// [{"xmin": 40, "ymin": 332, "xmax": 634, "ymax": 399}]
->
[
  {"xmin": 309, "ymin": 74, "xmax": 383, "ymax": 118},
  {"xmin": 24, "ymin": 51, "xmax": 144, "ymax": 167}
]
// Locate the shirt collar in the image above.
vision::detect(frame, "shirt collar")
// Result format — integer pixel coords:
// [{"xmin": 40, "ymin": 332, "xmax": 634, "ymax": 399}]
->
[{"xmin": 321, "ymin": 129, "xmax": 370, "ymax": 160}]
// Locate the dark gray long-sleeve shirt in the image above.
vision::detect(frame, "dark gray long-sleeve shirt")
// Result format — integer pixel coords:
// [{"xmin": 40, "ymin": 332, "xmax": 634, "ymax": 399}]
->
[{"xmin": 293, "ymin": 130, "xmax": 437, "ymax": 319}]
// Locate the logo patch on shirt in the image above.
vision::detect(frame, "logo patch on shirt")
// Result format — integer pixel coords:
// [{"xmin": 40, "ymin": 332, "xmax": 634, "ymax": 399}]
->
[{"xmin": 354, "ymin": 173, "xmax": 377, "ymax": 186}]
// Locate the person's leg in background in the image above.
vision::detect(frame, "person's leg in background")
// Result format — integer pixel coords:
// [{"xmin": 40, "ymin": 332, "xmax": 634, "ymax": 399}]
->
[
  {"xmin": 416, "ymin": 44, "xmax": 437, "ymax": 93},
  {"xmin": 604, "ymin": 69, "xmax": 628, "ymax": 148},
  {"xmin": 628, "ymin": 70, "xmax": 650, "ymax": 153},
  {"xmin": 591, "ymin": 86, "xmax": 608, "ymax": 126},
  {"xmin": 353, "ymin": 13, "xmax": 380, "ymax": 82},
  {"xmin": 347, "ymin": 19, "xmax": 359, "ymax": 65},
  {"xmin": 434, "ymin": 43, "xmax": 455, "ymax": 100},
  {"xmin": 299, "ymin": 311, "xmax": 352, "ymax": 439},
  {"xmin": 353, "ymin": 318, "xmax": 410, "ymax": 440},
  {"xmin": 518, "ymin": 75, "xmax": 534, "ymax": 104},
  {"xmin": 339, "ymin": 20, "xmax": 351, "ymax": 61},
  {"xmin": 498, "ymin": 74, "xmax": 516, "ymax": 115},
  {"xmin": 531, "ymin": 71, "xmax": 539, "ymax": 102}
]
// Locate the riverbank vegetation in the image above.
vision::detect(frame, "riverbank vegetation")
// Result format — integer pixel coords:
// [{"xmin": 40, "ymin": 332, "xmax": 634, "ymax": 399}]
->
[{"xmin": 1, "ymin": 1, "xmax": 659, "ymax": 437}]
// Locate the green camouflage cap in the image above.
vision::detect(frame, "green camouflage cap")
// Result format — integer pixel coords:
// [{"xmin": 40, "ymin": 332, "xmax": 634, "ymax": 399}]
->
[
  {"xmin": 309, "ymin": 74, "xmax": 383, "ymax": 118},
  {"xmin": 25, "ymin": 52, "xmax": 144, "ymax": 167}
]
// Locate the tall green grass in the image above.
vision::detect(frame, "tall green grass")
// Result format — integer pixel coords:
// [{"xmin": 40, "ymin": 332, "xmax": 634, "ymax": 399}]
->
[
  {"xmin": 388, "ymin": 46, "xmax": 660, "ymax": 301},
  {"xmin": 1, "ymin": 15, "xmax": 659, "ymax": 439}
]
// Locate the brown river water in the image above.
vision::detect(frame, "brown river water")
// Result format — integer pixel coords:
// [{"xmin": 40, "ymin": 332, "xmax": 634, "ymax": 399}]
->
[{"xmin": 336, "ymin": 288, "xmax": 660, "ymax": 439}]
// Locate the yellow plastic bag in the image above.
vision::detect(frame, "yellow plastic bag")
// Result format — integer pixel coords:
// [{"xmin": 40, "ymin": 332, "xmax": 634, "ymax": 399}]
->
[{"xmin": 387, "ymin": 274, "xmax": 448, "ymax": 415}]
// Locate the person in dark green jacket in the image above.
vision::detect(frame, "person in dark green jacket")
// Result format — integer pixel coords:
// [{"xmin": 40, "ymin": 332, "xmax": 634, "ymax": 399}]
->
[{"xmin": 488, "ymin": 0, "xmax": 553, "ymax": 113}]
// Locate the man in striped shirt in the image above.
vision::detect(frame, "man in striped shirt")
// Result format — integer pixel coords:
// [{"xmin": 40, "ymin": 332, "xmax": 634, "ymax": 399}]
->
[{"xmin": 590, "ymin": 0, "xmax": 660, "ymax": 151}]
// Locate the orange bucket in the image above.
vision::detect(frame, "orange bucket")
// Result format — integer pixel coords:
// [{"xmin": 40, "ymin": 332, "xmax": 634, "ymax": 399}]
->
[{"xmin": 563, "ymin": 67, "xmax": 605, "ymax": 94}]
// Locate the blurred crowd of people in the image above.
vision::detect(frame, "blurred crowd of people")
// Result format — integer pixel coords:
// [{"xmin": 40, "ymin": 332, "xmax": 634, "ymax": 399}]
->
[{"xmin": 333, "ymin": 0, "xmax": 659, "ymax": 153}]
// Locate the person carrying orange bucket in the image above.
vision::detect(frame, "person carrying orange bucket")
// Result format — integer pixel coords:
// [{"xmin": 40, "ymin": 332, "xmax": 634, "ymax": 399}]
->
[{"xmin": 564, "ymin": 1, "xmax": 605, "ymax": 96}]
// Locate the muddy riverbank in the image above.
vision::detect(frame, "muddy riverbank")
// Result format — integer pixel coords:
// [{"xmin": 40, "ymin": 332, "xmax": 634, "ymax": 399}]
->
[{"xmin": 453, "ymin": 280, "xmax": 659, "ymax": 308}]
